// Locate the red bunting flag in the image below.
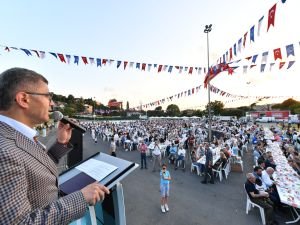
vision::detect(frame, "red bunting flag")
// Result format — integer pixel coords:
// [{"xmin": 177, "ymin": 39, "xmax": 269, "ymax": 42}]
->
[
  {"xmin": 245, "ymin": 56, "xmax": 252, "ymax": 61},
  {"xmin": 158, "ymin": 65, "xmax": 163, "ymax": 73},
  {"xmin": 142, "ymin": 63, "xmax": 146, "ymax": 71},
  {"xmin": 229, "ymin": 48, "xmax": 233, "ymax": 61},
  {"xmin": 58, "ymin": 53, "xmax": 66, "ymax": 63},
  {"xmin": 279, "ymin": 62, "xmax": 285, "ymax": 69},
  {"xmin": 243, "ymin": 32, "xmax": 248, "ymax": 48},
  {"xmin": 228, "ymin": 67, "xmax": 234, "ymax": 75},
  {"xmin": 124, "ymin": 61, "xmax": 128, "ymax": 70},
  {"xmin": 273, "ymin": 48, "xmax": 282, "ymax": 60},
  {"xmin": 102, "ymin": 59, "xmax": 107, "ymax": 65},
  {"xmin": 188, "ymin": 67, "xmax": 193, "ymax": 74},
  {"xmin": 82, "ymin": 56, "xmax": 88, "ymax": 64},
  {"xmin": 267, "ymin": 4, "xmax": 277, "ymax": 31}
]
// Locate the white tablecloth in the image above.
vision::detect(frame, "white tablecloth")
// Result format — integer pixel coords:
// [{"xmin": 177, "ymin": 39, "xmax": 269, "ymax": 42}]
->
[{"xmin": 266, "ymin": 140, "xmax": 300, "ymax": 209}]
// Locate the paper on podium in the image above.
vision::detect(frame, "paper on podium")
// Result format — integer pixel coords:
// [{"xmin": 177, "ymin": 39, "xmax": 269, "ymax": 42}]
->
[{"xmin": 76, "ymin": 159, "xmax": 118, "ymax": 181}]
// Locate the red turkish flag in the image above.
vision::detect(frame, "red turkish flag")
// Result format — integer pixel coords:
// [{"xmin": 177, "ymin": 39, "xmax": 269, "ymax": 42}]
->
[
  {"xmin": 58, "ymin": 53, "xmax": 66, "ymax": 63},
  {"xmin": 102, "ymin": 59, "xmax": 107, "ymax": 65},
  {"xmin": 82, "ymin": 56, "xmax": 88, "ymax": 64},
  {"xmin": 267, "ymin": 4, "xmax": 277, "ymax": 31},
  {"xmin": 279, "ymin": 62, "xmax": 285, "ymax": 69},
  {"xmin": 142, "ymin": 63, "xmax": 146, "ymax": 71},
  {"xmin": 188, "ymin": 67, "xmax": 193, "ymax": 74},
  {"xmin": 229, "ymin": 48, "xmax": 233, "ymax": 61},
  {"xmin": 273, "ymin": 48, "xmax": 282, "ymax": 61},
  {"xmin": 158, "ymin": 65, "xmax": 163, "ymax": 72},
  {"xmin": 228, "ymin": 67, "xmax": 234, "ymax": 75},
  {"xmin": 243, "ymin": 32, "xmax": 248, "ymax": 48}
]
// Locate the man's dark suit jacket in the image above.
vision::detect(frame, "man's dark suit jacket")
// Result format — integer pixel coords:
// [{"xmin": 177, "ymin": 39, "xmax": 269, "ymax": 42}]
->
[{"xmin": 0, "ymin": 122, "xmax": 87, "ymax": 224}]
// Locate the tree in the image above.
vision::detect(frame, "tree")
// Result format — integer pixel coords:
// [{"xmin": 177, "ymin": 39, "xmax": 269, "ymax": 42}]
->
[
  {"xmin": 67, "ymin": 94, "xmax": 75, "ymax": 104},
  {"xmin": 126, "ymin": 101, "xmax": 129, "ymax": 111},
  {"xmin": 206, "ymin": 100, "xmax": 224, "ymax": 115},
  {"xmin": 166, "ymin": 104, "xmax": 180, "ymax": 116},
  {"xmin": 155, "ymin": 106, "xmax": 162, "ymax": 111},
  {"xmin": 221, "ymin": 109, "xmax": 244, "ymax": 118},
  {"xmin": 75, "ymin": 97, "xmax": 85, "ymax": 113},
  {"xmin": 281, "ymin": 98, "xmax": 299, "ymax": 108}
]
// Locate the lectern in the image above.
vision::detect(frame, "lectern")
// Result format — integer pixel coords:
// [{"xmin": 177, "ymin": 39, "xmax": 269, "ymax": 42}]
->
[{"xmin": 59, "ymin": 153, "xmax": 137, "ymax": 225}]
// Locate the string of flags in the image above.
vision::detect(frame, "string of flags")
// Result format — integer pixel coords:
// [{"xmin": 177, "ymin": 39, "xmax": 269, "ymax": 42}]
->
[
  {"xmin": 217, "ymin": 1, "xmax": 286, "ymax": 64},
  {"xmin": 131, "ymin": 85, "xmax": 202, "ymax": 110},
  {"xmin": 204, "ymin": 40, "xmax": 298, "ymax": 86},
  {"xmin": 1, "ymin": 45, "xmax": 206, "ymax": 76}
]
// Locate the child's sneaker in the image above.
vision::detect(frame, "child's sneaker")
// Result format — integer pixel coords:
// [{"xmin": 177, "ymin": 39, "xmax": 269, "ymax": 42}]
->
[
  {"xmin": 164, "ymin": 204, "xmax": 169, "ymax": 212},
  {"xmin": 161, "ymin": 205, "xmax": 166, "ymax": 213}
]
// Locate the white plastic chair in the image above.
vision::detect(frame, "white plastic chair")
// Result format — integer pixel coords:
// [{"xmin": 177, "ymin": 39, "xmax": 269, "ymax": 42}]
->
[
  {"xmin": 244, "ymin": 185, "xmax": 266, "ymax": 225},
  {"xmin": 222, "ymin": 161, "xmax": 230, "ymax": 179},
  {"xmin": 213, "ymin": 163, "xmax": 223, "ymax": 182},
  {"xmin": 191, "ymin": 163, "xmax": 200, "ymax": 175}
]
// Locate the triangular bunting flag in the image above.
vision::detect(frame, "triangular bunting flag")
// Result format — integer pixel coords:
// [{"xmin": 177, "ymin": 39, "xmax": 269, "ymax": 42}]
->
[
  {"xmin": 124, "ymin": 61, "xmax": 128, "ymax": 70},
  {"xmin": 20, "ymin": 48, "xmax": 32, "ymax": 56},
  {"xmin": 117, "ymin": 61, "xmax": 122, "ymax": 69},
  {"xmin": 57, "ymin": 53, "xmax": 66, "ymax": 63},
  {"xmin": 74, "ymin": 56, "xmax": 79, "ymax": 65},
  {"xmin": 279, "ymin": 62, "xmax": 285, "ymax": 69},
  {"xmin": 82, "ymin": 56, "xmax": 88, "ymax": 65},
  {"xmin": 287, "ymin": 61, "xmax": 295, "ymax": 69},
  {"xmin": 243, "ymin": 32, "xmax": 248, "ymax": 47},
  {"xmin": 66, "ymin": 55, "xmax": 71, "ymax": 64},
  {"xmin": 250, "ymin": 26, "xmax": 255, "ymax": 42},
  {"xmin": 49, "ymin": 52, "xmax": 57, "ymax": 59},
  {"xmin": 257, "ymin": 16, "xmax": 264, "ymax": 36}
]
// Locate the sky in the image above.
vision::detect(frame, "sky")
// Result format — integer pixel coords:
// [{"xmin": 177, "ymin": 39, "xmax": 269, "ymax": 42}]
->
[{"xmin": 0, "ymin": 0, "xmax": 299, "ymax": 110}]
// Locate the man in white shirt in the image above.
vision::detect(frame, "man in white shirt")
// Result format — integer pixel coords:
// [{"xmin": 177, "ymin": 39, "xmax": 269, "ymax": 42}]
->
[{"xmin": 261, "ymin": 167, "xmax": 275, "ymax": 188}]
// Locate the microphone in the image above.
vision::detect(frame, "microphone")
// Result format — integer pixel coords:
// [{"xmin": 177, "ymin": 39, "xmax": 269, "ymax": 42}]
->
[{"xmin": 51, "ymin": 111, "xmax": 86, "ymax": 133}]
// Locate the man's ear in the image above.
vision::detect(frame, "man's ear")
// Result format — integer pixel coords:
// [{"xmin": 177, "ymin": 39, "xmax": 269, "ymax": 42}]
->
[{"xmin": 15, "ymin": 92, "xmax": 30, "ymax": 109}]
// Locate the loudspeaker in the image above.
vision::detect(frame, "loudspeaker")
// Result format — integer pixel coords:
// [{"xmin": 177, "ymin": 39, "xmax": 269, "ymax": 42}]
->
[{"xmin": 67, "ymin": 129, "xmax": 83, "ymax": 168}]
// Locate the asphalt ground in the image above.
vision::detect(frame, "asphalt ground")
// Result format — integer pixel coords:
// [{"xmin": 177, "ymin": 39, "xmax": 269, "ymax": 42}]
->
[{"xmin": 40, "ymin": 129, "xmax": 298, "ymax": 225}]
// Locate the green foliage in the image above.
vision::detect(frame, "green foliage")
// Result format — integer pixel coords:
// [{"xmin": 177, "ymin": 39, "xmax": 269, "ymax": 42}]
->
[
  {"xmin": 206, "ymin": 100, "xmax": 224, "ymax": 115},
  {"xmin": 62, "ymin": 106, "xmax": 76, "ymax": 117},
  {"xmin": 147, "ymin": 110, "xmax": 165, "ymax": 117},
  {"xmin": 67, "ymin": 94, "xmax": 75, "ymax": 104},
  {"xmin": 166, "ymin": 104, "xmax": 180, "ymax": 116},
  {"xmin": 221, "ymin": 109, "xmax": 244, "ymax": 118},
  {"xmin": 126, "ymin": 101, "xmax": 129, "ymax": 110},
  {"xmin": 281, "ymin": 98, "xmax": 299, "ymax": 108},
  {"xmin": 155, "ymin": 106, "xmax": 162, "ymax": 111}
]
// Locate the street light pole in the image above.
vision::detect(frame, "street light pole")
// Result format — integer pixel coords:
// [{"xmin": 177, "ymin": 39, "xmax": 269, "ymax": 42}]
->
[
  {"xmin": 204, "ymin": 24, "xmax": 212, "ymax": 143},
  {"xmin": 93, "ymin": 97, "xmax": 96, "ymax": 122}
]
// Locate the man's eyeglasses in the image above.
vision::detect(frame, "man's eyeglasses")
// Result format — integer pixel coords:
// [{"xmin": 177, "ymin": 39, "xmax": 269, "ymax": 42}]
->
[{"xmin": 25, "ymin": 92, "xmax": 53, "ymax": 101}]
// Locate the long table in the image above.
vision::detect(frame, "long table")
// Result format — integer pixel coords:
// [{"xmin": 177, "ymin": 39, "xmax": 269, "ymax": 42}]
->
[
  {"xmin": 265, "ymin": 133, "xmax": 300, "ymax": 224},
  {"xmin": 197, "ymin": 148, "xmax": 220, "ymax": 165}
]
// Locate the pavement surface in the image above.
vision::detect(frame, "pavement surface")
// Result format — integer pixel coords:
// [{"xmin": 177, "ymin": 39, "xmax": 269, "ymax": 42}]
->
[{"xmin": 40, "ymin": 129, "xmax": 298, "ymax": 225}]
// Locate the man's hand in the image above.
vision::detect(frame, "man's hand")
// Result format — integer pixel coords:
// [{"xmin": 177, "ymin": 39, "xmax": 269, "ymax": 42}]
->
[
  {"xmin": 81, "ymin": 182, "xmax": 110, "ymax": 206},
  {"xmin": 57, "ymin": 122, "xmax": 73, "ymax": 144}
]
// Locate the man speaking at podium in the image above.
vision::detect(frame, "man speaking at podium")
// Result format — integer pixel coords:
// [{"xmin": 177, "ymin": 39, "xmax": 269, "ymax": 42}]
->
[{"xmin": 0, "ymin": 68, "xmax": 109, "ymax": 224}]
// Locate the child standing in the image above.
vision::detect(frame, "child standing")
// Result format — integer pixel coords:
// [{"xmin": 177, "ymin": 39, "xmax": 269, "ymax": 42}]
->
[{"xmin": 160, "ymin": 164, "xmax": 171, "ymax": 213}]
